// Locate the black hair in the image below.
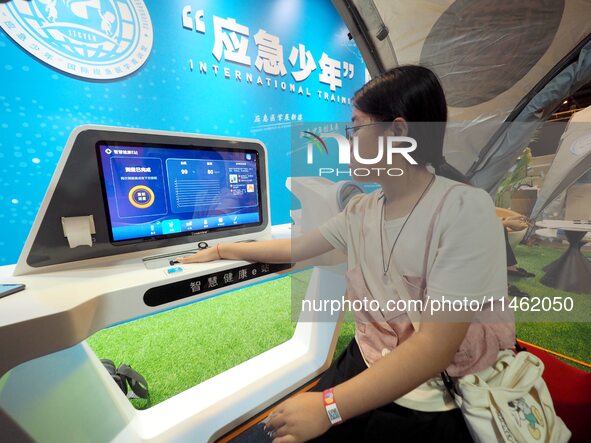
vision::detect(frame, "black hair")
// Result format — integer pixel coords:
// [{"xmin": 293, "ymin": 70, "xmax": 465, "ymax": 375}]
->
[{"xmin": 352, "ymin": 65, "xmax": 470, "ymax": 184}]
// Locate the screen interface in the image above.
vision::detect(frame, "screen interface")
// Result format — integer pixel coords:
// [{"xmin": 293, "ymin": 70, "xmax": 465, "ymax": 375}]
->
[{"xmin": 96, "ymin": 142, "xmax": 262, "ymax": 243}]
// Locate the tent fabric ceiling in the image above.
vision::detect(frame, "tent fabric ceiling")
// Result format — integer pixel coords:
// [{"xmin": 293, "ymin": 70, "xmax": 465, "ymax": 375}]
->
[
  {"xmin": 332, "ymin": 0, "xmax": 591, "ymax": 185},
  {"xmin": 419, "ymin": 1, "xmax": 564, "ymax": 109},
  {"xmin": 471, "ymin": 41, "xmax": 591, "ymax": 191}
]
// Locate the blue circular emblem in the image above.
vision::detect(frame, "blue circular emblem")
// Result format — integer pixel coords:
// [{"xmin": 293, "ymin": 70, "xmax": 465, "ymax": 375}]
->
[{"xmin": 0, "ymin": 0, "xmax": 153, "ymax": 80}]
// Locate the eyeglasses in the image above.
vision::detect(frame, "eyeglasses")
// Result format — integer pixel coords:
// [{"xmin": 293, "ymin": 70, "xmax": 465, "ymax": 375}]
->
[{"xmin": 344, "ymin": 122, "xmax": 387, "ymax": 140}]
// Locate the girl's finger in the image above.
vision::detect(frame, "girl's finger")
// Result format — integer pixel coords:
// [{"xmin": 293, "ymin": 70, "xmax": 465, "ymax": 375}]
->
[
  {"xmin": 265, "ymin": 413, "xmax": 286, "ymax": 433},
  {"xmin": 273, "ymin": 423, "xmax": 290, "ymax": 438},
  {"xmin": 177, "ymin": 254, "xmax": 200, "ymax": 264}
]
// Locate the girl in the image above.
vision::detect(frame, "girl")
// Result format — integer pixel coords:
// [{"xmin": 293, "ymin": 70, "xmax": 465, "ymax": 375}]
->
[{"xmin": 179, "ymin": 65, "xmax": 515, "ymax": 442}]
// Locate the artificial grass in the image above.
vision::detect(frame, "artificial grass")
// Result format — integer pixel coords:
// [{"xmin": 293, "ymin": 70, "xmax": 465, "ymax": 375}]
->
[
  {"xmin": 511, "ymin": 244, "xmax": 591, "ymax": 372},
  {"xmin": 87, "ymin": 244, "xmax": 590, "ymax": 408},
  {"xmin": 88, "ymin": 276, "xmax": 299, "ymax": 407},
  {"xmin": 88, "ymin": 270, "xmax": 355, "ymax": 408}
]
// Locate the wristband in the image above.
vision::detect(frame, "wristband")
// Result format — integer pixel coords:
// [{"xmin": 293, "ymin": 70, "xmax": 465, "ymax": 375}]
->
[
  {"xmin": 323, "ymin": 388, "xmax": 343, "ymax": 425},
  {"xmin": 216, "ymin": 244, "xmax": 222, "ymax": 259}
]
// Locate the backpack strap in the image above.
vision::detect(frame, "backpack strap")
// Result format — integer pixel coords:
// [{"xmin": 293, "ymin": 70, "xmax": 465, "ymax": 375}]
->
[
  {"xmin": 101, "ymin": 359, "xmax": 149, "ymax": 400},
  {"xmin": 100, "ymin": 358, "xmax": 116, "ymax": 375},
  {"xmin": 419, "ymin": 184, "xmax": 467, "ymax": 285},
  {"xmin": 420, "ymin": 184, "xmax": 472, "ymax": 394},
  {"xmin": 101, "ymin": 358, "xmax": 128, "ymax": 395},
  {"xmin": 117, "ymin": 363, "xmax": 149, "ymax": 399},
  {"xmin": 388, "ymin": 183, "xmax": 468, "ymax": 331}
]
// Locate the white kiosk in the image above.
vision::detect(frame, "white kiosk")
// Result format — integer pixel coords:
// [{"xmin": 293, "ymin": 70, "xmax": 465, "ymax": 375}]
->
[{"xmin": 0, "ymin": 126, "xmax": 358, "ymax": 442}]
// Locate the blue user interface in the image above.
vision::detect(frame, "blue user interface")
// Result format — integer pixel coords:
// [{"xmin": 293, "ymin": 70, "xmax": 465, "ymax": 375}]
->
[{"xmin": 97, "ymin": 143, "xmax": 261, "ymax": 242}]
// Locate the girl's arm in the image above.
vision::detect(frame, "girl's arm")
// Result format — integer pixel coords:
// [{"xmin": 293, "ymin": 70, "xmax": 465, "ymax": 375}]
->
[
  {"xmin": 266, "ymin": 319, "xmax": 471, "ymax": 443},
  {"xmin": 177, "ymin": 228, "xmax": 335, "ymax": 264},
  {"xmin": 333, "ymin": 319, "xmax": 470, "ymax": 420}
]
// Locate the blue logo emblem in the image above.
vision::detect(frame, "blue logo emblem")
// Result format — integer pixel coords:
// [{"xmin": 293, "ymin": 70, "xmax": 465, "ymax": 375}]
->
[{"xmin": 0, "ymin": 0, "xmax": 152, "ymax": 80}]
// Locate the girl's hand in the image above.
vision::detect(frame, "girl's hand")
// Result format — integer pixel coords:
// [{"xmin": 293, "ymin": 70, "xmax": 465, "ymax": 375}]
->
[
  {"xmin": 265, "ymin": 392, "xmax": 331, "ymax": 443},
  {"xmin": 176, "ymin": 246, "xmax": 221, "ymax": 264},
  {"xmin": 504, "ymin": 219, "xmax": 528, "ymax": 232}
]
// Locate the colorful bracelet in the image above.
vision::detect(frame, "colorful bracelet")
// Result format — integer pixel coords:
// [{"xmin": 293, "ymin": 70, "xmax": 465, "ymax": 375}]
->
[{"xmin": 323, "ymin": 388, "xmax": 343, "ymax": 425}]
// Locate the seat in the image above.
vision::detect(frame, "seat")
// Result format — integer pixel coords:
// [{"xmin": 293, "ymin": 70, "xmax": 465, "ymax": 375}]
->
[{"xmin": 517, "ymin": 340, "xmax": 591, "ymax": 443}]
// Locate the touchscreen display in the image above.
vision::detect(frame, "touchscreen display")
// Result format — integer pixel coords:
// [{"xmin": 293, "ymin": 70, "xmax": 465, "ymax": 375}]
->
[{"xmin": 96, "ymin": 142, "xmax": 262, "ymax": 243}]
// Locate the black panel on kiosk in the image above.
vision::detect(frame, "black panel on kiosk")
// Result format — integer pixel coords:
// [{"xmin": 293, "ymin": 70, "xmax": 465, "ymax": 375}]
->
[{"xmin": 20, "ymin": 126, "xmax": 269, "ymax": 270}]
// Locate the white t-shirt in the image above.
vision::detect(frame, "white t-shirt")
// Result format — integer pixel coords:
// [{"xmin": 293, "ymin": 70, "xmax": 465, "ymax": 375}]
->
[{"xmin": 318, "ymin": 175, "xmax": 509, "ymax": 411}]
